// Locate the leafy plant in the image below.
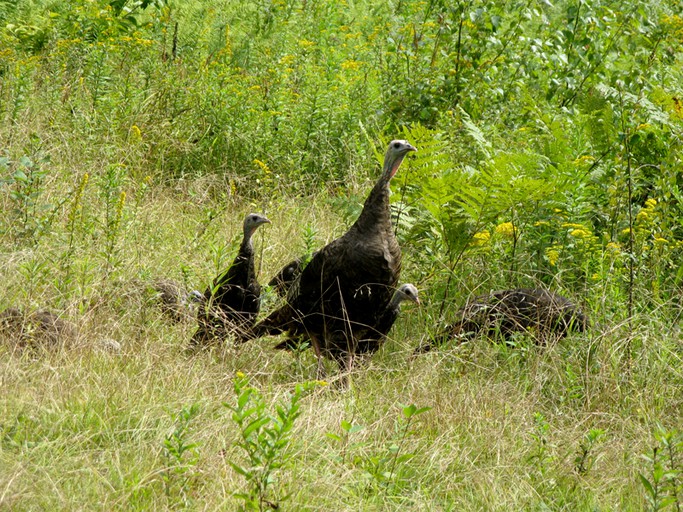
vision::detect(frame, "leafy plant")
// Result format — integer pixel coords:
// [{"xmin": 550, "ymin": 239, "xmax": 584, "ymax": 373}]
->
[
  {"xmin": 574, "ymin": 428, "xmax": 605, "ymax": 475},
  {"xmin": 162, "ymin": 403, "xmax": 200, "ymax": 506},
  {"xmin": 0, "ymin": 153, "xmax": 53, "ymax": 243},
  {"xmin": 639, "ymin": 426, "xmax": 682, "ymax": 512},
  {"xmin": 354, "ymin": 403, "xmax": 431, "ymax": 495},
  {"xmin": 225, "ymin": 373, "xmax": 320, "ymax": 511},
  {"xmin": 326, "ymin": 418, "xmax": 365, "ymax": 466}
]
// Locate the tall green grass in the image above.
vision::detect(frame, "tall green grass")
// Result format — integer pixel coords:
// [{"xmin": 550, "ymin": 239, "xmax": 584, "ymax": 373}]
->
[{"xmin": 1, "ymin": 0, "xmax": 683, "ymax": 509}]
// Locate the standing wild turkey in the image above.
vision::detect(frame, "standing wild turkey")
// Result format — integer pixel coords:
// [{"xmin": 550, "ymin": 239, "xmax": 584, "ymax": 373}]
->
[
  {"xmin": 190, "ymin": 213, "xmax": 270, "ymax": 348},
  {"xmin": 274, "ymin": 283, "xmax": 420, "ymax": 356},
  {"xmin": 248, "ymin": 140, "xmax": 417, "ymax": 384},
  {"xmin": 415, "ymin": 288, "xmax": 588, "ymax": 353}
]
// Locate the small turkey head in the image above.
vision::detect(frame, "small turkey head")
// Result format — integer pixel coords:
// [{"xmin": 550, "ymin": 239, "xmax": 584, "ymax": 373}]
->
[
  {"xmin": 393, "ymin": 283, "xmax": 420, "ymax": 308},
  {"xmin": 243, "ymin": 213, "xmax": 271, "ymax": 239},
  {"xmin": 383, "ymin": 140, "xmax": 417, "ymax": 181}
]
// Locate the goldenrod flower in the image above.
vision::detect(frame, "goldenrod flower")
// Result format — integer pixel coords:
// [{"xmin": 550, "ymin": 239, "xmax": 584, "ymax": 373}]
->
[
  {"xmin": 341, "ymin": 60, "xmax": 361, "ymax": 71},
  {"xmin": 545, "ymin": 247, "xmax": 560, "ymax": 266},
  {"xmin": 570, "ymin": 228, "xmax": 592, "ymax": 239},
  {"xmin": 645, "ymin": 198, "xmax": 657, "ymax": 209},
  {"xmin": 253, "ymin": 159, "xmax": 270, "ymax": 173},
  {"xmin": 495, "ymin": 222, "xmax": 516, "ymax": 237},
  {"xmin": 471, "ymin": 230, "xmax": 490, "ymax": 246},
  {"xmin": 130, "ymin": 124, "xmax": 142, "ymax": 143}
]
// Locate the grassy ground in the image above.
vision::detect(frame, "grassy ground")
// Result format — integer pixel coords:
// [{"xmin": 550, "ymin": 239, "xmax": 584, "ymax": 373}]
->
[
  {"xmin": 2, "ymin": 0, "xmax": 683, "ymax": 509},
  {"xmin": 1, "ymin": 190, "xmax": 681, "ymax": 510}
]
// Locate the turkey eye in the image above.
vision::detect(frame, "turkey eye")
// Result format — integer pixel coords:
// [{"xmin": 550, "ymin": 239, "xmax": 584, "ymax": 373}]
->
[{"xmin": 393, "ymin": 142, "xmax": 401, "ymax": 149}]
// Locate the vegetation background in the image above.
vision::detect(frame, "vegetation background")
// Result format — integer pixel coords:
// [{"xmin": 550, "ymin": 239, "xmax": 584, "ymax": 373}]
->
[{"xmin": 1, "ymin": 0, "xmax": 682, "ymax": 509}]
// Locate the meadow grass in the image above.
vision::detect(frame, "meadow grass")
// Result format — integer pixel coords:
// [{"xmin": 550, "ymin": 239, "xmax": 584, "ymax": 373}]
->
[
  {"xmin": 2, "ymin": 0, "xmax": 683, "ymax": 509},
  {"xmin": 1, "ymin": 190, "xmax": 680, "ymax": 510}
]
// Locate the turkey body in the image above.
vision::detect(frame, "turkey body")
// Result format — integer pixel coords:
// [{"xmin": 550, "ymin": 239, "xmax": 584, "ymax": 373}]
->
[
  {"xmin": 151, "ymin": 278, "xmax": 203, "ymax": 323},
  {"xmin": 0, "ymin": 307, "xmax": 75, "ymax": 350},
  {"xmin": 417, "ymin": 288, "xmax": 588, "ymax": 353},
  {"xmin": 251, "ymin": 140, "xmax": 417, "ymax": 383},
  {"xmin": 267, "ymin": 257, "xmax": 304, "ymax": 297},
  {"xmin": 274, "ymin": 283, "xmax": 419, "ymax": 356}
]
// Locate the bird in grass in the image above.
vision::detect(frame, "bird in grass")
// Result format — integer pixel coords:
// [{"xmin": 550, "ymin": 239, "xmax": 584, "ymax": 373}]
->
[
  {"xmin": 190, "ymin": 213, "xmax": 271, "ymax": 348},
  {"xmin": 415, "ymin": 288, "xmax": 588, "ymax": 353},
  {"xmin": 247, "ymin": 140, "xmax": 417, "ymax": 385},
  {"xmin": 0, "ymin": 307, "xmax": 75, "ymax": 351}
]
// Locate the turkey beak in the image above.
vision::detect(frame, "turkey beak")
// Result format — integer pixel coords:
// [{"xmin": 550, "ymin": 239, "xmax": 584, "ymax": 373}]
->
[
  {"xmin": 414, "ymin": 296, "xmax": 421, "ymax": 305},
  {"xmin": 407, "ymin": 143, "xmax": 417, "ymax": 153}
]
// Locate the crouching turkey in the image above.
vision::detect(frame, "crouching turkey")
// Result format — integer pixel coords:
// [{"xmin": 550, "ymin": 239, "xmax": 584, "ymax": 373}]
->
[{"xmin": 415, "ymin": 288, "xmax": 588, "ymax": 353}]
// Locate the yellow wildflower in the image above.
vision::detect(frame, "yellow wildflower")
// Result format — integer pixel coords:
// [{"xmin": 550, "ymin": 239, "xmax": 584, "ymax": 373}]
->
[
  {"xmin": 280, "ymin": 54, "xmax": 295, "ymax": 65},
  {"xmin": 606, "ymin": 242, "xmax": 620, "ymax": 251},
  {"xmin": 645, "ymin": 198, "xmax": 657, "ymax": 209},
  {"xmin": 130, "ymin": 124, "xmax": 142, "ymax": 143},
  {"xmin": 236, "ymin": 371, "xmax": 246, "ymax": 378},
  {"xmin": 495, "ymin": 222, "xmax": 516, "ymax": 237},
  {"xmin": 253, "ymin": 159, "xmax": 270, "ymax": 173},
  {"xmin": 570, "ymin": 228, "xmax": 592, "ymax": 239},
  {"xmin": 471, "ymin": 230, "xmax": 491, "ymax": 246},
  {"xmin": 545, "ymin": 247, "xmax": 560, "ymax": 266},
  {"xmin": 574, "ymin": 155, "xmax": 595, "ymax": 164},
  {"xmin": 653, "ymin": 237, "xmax": 668, "ymax": 246},
  {"xmin": 341, "ymin": 60, "xmax": 361, "ymax": 71}
]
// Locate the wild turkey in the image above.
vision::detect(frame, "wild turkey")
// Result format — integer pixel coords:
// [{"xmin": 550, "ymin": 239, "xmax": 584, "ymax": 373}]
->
[
  {"xmin": 415, "ymin": 288, "xmax": 588, "ymax": 353},
  {"xmin": 0, "ymin": 307, "xmax": 75, "ymax": 351},
  {"xmin": 248, "ymin": 140, "xmax": 417, "ymax": 384},
  {"xmin": 150, "ymin": 278, "xmax": 204, "ymax": 323},
  {"xmin": 190, "ymin": 213, "xmax": 271, "ymax": 348},
  {"xmin": 274, "ymin": 283, "xmax": 420, "ymax": 356}
]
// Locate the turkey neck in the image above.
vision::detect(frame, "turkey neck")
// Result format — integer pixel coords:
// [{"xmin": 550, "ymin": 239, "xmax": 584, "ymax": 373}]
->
[
  {"xmin": 352, "ymin": 153, "xmax": 407, "ymax": 236},
  {"xmin": 235, "ymin": 227, "xmax": 256, "ymax": 276},
  {"xmin": 388, "ymin": 290, "xmax": 405, "ymax": 311}
]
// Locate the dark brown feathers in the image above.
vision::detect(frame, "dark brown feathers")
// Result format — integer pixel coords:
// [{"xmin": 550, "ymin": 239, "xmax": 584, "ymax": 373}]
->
[
  {"xmin": 249, "ymin": 140, "xmax": 417, "ymax": 383},
  {"xmin": 0, "ymin": 307, "xmax": 75, "ymax": 350},
  {"xmin": 416, "ymin": 288, "xmax": 588, "ymax": 353},
  {"xmin": 267, "ymin": 258, "xmax": 303, "ymax": 297},
  {"xmin": 274, "ymin": 283, "xmax": 419, "ymax": 356},
  {"xmin": 190, "ymin": 213, "xmax": 270, "ymax": 348}
]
